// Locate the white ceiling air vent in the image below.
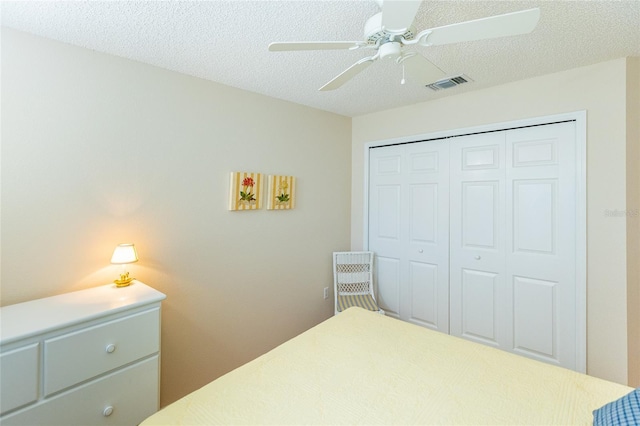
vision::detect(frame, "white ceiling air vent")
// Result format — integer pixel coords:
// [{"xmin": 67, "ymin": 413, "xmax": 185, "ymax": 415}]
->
[{"xmin": 426, "ymin": 74, "xmax": 473, "ymax": 91}]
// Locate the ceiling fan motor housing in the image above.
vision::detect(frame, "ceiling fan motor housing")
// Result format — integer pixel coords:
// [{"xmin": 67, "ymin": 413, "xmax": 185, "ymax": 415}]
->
[{"xmin": 364, "ymin": 12, "xmax": 416, "ymax": 46}]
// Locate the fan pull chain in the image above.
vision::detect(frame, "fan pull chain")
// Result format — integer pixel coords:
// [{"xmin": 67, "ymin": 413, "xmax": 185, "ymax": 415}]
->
[{"xmin": 401, "ymin": 63, "xmax": 406, "ymax": 85}]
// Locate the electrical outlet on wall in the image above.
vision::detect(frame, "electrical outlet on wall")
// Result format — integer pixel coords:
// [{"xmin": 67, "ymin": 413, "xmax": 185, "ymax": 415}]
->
[{"xmin": 323, "ymin": 287, "xmax": 329, "ymax": 300}]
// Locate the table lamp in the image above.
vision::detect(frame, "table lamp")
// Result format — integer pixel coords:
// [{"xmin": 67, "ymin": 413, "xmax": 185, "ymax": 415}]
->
[{"xmin": 110, "ymin": 243, "xmax": 138, "ymax": 287}]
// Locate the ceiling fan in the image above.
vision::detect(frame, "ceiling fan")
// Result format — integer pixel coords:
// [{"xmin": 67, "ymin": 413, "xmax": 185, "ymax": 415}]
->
[{"xmin": 268, "ymin": 0, "xmax": 540, "ymax": 91}]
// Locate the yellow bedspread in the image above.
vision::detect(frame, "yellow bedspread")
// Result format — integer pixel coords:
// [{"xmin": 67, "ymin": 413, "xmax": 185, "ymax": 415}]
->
[{"xmin": 143, "ymin": 307, "xmax": 632, "ymax": 425}]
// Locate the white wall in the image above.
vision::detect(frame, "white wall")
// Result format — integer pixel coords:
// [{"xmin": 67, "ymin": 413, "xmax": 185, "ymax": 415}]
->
[
  {"xmin": 352, "ymin": 58, "xmax": 638, "ymax": 385},
  {"xmin": 1, "ymin": 28, "xmax": 352, "ymax": 405}
]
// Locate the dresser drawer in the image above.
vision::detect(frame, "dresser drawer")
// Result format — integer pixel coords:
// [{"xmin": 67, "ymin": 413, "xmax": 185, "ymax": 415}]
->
[
  {"xmin": 0, "ymin": 344, "xmax": 39, "ymax": 415},
  {"xmin": 43, "ymin": 308, "xmax": 160, "ymax": 396},
  {"xmin": 1, "ymin": 356, "xmax": 159, "ymax": 426}
]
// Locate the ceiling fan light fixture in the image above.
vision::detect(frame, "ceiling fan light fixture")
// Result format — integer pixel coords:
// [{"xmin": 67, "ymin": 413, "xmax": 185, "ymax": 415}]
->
[{"xmin": 379, "ymin": 41, "xmax": 402, "ymax": 60}]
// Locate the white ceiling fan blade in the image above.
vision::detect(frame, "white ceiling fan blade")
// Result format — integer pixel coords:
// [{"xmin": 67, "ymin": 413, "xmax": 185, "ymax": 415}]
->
[
  {"xmin": 269, "ymin": 41, "xmax": 364, "ymax": 51},
  {"xmin": 381, "ymin": 0, "xmax": 422, "ymax": 32},
  {"xmin": 418, "ymin": 8, "xmax": 541, "ymax": 46},
  {"xmin": 402, "ymin": 54, "xmax": 447, "ymax": 85},
  {"xmin": 319, "ymin": 56, "xmax": 377, "ymax": 91}
]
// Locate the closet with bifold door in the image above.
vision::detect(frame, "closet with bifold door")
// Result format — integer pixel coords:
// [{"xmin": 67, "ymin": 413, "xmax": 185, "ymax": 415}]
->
[{"xmin": 367, "ymin": 120, "xmax": 583, "ymax": 372}]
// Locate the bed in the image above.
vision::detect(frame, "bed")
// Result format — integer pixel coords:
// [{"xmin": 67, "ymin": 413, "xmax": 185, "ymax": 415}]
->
[{"xmin": 142, "ymin": 307, "xmax": 633, "ymax": 425}]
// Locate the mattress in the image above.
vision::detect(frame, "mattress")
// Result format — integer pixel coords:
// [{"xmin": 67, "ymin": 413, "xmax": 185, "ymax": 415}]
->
[{"xmin": 142, "ymin": 307, "xmax": 632, "ymax": 425}]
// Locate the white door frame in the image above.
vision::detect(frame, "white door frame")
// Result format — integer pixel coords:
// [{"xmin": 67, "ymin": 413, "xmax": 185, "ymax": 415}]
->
[{"xmin": 362, "ymin": 111, "xmax": 587, "ymax": 373}]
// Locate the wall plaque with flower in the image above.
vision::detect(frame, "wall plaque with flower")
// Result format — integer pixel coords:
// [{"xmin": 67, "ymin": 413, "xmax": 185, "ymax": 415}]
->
[
  {"xmin": 267, "ymin": 175, "xmax": 296, "ymax": 210},
  {"xmin": 229, "ymin": 172, "xmax": 263, "ymax": 210}
]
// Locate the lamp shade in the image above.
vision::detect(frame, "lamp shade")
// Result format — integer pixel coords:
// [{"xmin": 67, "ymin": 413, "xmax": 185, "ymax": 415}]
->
[{"xmin": 110, "ymin": 243, "xmax": 139, "ymax": 264}]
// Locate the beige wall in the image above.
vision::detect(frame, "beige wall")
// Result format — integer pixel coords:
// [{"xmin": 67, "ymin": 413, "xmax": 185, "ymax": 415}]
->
[
  {"xmin": 352, "ymin": 58, "xmax": 638, "ymax": 385},
  {"xmin": 627, "ymin": 57, "xmax": 640, "ymax": 387},
  {"xmin": 1, "ymin": 29, "xmax": 352, "ymax": 405}
]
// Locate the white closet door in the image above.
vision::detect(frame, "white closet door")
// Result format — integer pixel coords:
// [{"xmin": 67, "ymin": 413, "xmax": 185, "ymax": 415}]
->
[
  {"xmin": 404, "ymin": 142, "xmax": 450, "ymax": 330},
  {"xmin": 449, "ymin": 122, "xmax": 578, "ymax": 370},
  {"xmin": 505, "ymin": 122, "xmax": 577, "ymax": 369},
  {"xmin": 368, "ymin": 142, "xmax": 450, "ymax": 331},
  {"xmin": 369, "ymin": 145, "xmax": 403, "ymax": 318},
  {"xmin": 449, "ymin": 132, "xmax": 508, "ymax": 348},
  {"xmin": 367, "ymin": 120, "xmax": 582, "ymax": 371}
]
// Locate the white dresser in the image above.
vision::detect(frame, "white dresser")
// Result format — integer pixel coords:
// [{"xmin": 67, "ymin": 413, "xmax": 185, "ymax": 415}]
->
[{"xmin": 0, "ymin": 281, "xmax": 166, "ymax": 426}]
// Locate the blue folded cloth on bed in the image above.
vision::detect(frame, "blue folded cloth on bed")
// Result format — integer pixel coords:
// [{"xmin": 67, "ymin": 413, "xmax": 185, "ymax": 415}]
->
[{"xmin": 593, "ymin": 388, "xmax": 640, "ymax": 425}]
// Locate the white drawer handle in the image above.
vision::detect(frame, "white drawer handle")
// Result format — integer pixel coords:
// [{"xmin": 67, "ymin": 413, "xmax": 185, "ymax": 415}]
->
[
  {"xmin": 105, "ymin": 344, "xmax": 116, "ymax": 354},
  {"xmin": 418, "ymin": 249, "xmax": 423, "ymax": 253},
  {"xmin": 103, "ymin": 406, "xmax": 114, "ymax": 417},
  {"xmin": 474, "ymin": 255, "xmax": 481, "ymax": 260}
]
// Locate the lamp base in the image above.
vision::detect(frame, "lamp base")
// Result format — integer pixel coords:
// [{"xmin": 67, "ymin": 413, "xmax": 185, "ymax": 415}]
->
[{"xmin": 114, "ymin": 272, "xmax": 134, "ymax": 287}]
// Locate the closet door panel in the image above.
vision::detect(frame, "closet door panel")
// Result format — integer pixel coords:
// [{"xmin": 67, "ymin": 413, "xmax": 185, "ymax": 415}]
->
[
  {"xmin": 505, "ymin": 122, "xmax": 577, "ymax": 369},
  {"xmin": 461, "ymin": 268, "xmax": 499, "ymax": 345},
  {"xmin": 512, "ymin": 179, "xmax": 557, "ymax": 254},
  {"xmin": 404, "ymin": 142, "xmax": 449, "ymax": 330},
  {"xmin": 374, "ymin": 186, "xmax": 401, "ymax": 241},
  {"xmin": 450, "ymin": 133, "xmax": 507, "ymax": 348},
  {"xmin": 368, "ymin": 142, "xmax": 449, "ymax": 329},
  {"xmin": 409, "ymin": 261, "xmax": 439, "ymax": 328},
  {"xmin": 513, "ymin": 276, "xmax": 557, "ymax": 360},
  {"xmin": 407, "ymin": 181, "xmax": 439, "ymax": 328},
  {"xmin": 409, "ymin": 183, "xmax": 438, "ymax": 244},
  {"xmin": 368, "ymin": 148, "xmax": 402, "ymax": 253},
  {"xmin": 376, "ymin": 256, "xmax": 401, "ymax": 317},
  {"xmin": 369, "ymin": 146, "xmax": 403, "ymax": 318},
  {"xmin": 461, "ymin": 181, "xmax": 499, "ymax": 250}
]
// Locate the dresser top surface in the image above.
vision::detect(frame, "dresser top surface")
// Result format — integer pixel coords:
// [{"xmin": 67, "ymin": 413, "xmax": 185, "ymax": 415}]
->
[{"xmin": 0, "ymin": 281, "xmax": 166, "ymax": 345}]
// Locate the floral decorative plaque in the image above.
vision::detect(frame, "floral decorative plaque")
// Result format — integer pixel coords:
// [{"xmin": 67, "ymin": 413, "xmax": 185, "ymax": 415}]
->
[
  {"xmin": 229, "ymin": 172, "xmax": 263, "ymax": 210},
  {"xmin": 267, "ymin": 175, "xmax": 296, "ymax": 210}
]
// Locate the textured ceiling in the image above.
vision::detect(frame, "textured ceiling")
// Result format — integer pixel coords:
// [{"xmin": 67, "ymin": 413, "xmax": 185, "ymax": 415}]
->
[{"xmin": 2, "ymin": 0, "xmax": 639, "ymax": 117}]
